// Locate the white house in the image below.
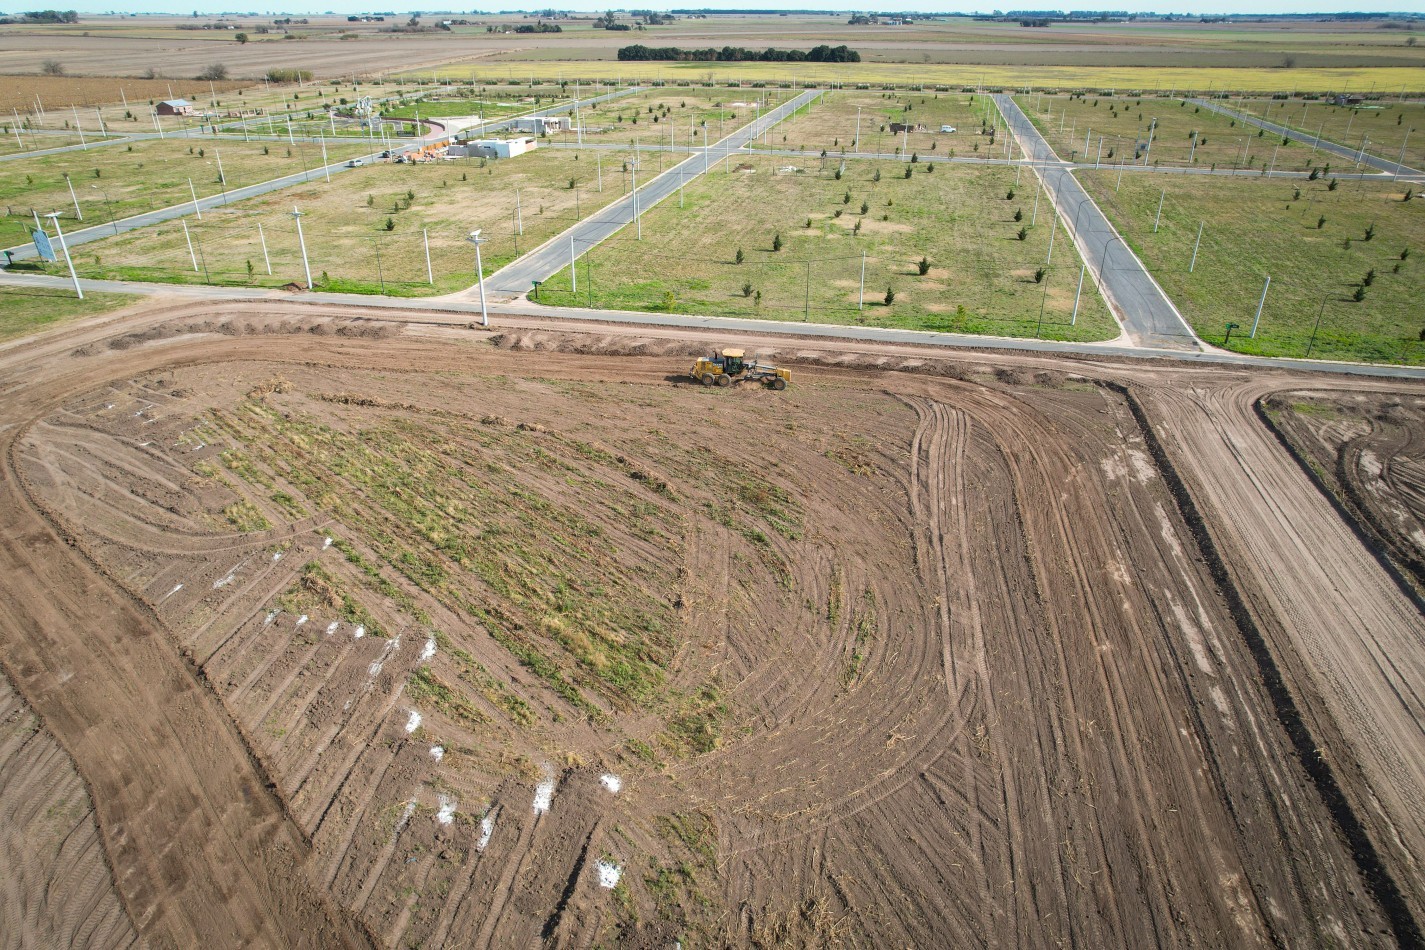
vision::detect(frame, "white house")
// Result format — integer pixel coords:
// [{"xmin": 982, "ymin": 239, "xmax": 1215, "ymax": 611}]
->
[
  {"xmin": 511, "ymin": 115, "xmax": 571, "ymax": 135},
  {"xmin": 451, "ymin": 137, "xmax": 538, "ymax": 159}
]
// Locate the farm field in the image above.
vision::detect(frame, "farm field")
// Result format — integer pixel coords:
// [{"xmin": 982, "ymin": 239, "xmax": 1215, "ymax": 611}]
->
[
  {"xmin": 36, "ymin": 146, "xmax": 639, "ymax": 294},
  {"xmin": 1, "ymin": 301, "xmax": 1421, "ymax": 945},
  {"xmin": 747, "ymin": 88, "xmax": 996, "ymax": 156},
  {"xmin": 535, "ymin": 157, "xmax": 1118, "ymax": 342},
  {"xmin": 0, "ymin": 136, "xmax": 372, "ymax": 237},
  {"xmin": 1020, "ymin": 92, "xmax": 1322, "ymax": 169},
  {"xmin": 1228, "ymin": 97, "xmax": 1425, "ymax": 171},
  {"xmin": 1078, "ymin": 170, "xmax": 1424, "ymax": 363}
]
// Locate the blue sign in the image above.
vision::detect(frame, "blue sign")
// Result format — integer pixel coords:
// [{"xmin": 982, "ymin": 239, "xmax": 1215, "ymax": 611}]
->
[{"xmin": 31, "ymin": 228, "xmax": 56, "ymax": 262}]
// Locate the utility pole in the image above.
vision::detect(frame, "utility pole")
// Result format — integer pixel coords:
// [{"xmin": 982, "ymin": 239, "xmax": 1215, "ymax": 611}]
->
[
  {"xmin": 64, "ymin": 174, "xmax": 82, "ymax": 221},
  {"xmin": 1190, "ymin": 221, "xmax": 1203, "ymax": 272},
  {"xmin": 423, "ymin": 228, "xmax": 433, "ymax": 284},
  {"xmin": 189, "ymin": 178, "xmax": 202, "ymax": 219},
  {"xmin": 1250, "ymin": 275, "xmax": 1270, "ymax": 338},
  {"xmin": 181, "ymin": 218, "xmax": 199, "ymax": 272},
  {"xmin": 257, "ymin": 222, "xmax": 271, "ymax": 275},
  {"xmin": 468, "ymin": 229, "xmax": 488, "ymax": 327},
  {"xmin": 1071, "ymin": 262, "xmax": 1085, "ymax": 325},
  {"xmin": 292, "ymin": 207, "xmax": 312, "ymax": 289},
  {"xmin": 858, "ymin": 250, "xmax": 865, "ymax": 310},
  {"xmin": 43, "ymin": 212, "xmax": 83, "ymax": 299},
  {"xmin": 215, "ymin": 149, "xmax": 227, "ymax": 205},
  {"xmin": 570, "ymin": 234, "xmax": 577, "ymax": 294},
  {"xmin": 1153, "ymin": 189, "xmax": 1165, "ymax": 233},
  {"xmin": 320, "ymin": 134, "xmax": 330, "ymax": 182}
]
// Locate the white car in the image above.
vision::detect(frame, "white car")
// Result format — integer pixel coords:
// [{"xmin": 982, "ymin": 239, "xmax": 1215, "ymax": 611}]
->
[
  {"xmin": 940, "ymin": 125, "xmax": 957, "ymax": 133},
  {"xmin": 346, "ymin": 158, "xmax": 363, "ymax": 167}
]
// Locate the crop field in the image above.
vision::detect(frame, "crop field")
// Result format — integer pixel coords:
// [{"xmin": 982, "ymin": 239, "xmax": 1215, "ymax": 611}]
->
[
  {"xmin": 1229, "ymin": 97, "xmax": 1425, "ymax": 171},
  {"xmin": 3, "ymin": 301, "xmax": 1423, "ymax": 946},
  {"xmin": 0, "ymin": 75, "xmax": 248, "ymax": 114},
  {"xmin": 1078, "ymin": 170, "xmax": 1425, "ymax": 363},
  {"xmin": 36, "ymin": 146, "xmax": 638, "ymax": 294},
  {"xmin": 0, "ymin": 136, "xmax": 372, "ymax": 238},
  {"xmin": 535, "ymin": 157, "xmax": 1117, "ymax": 342},
  {"xmin": 1020, "ymin": 93, "xmax": 1324, "ymax": 169},
  {"xmin": 747, "ymin": 89, "xmax": 996, "ymax": 157}
]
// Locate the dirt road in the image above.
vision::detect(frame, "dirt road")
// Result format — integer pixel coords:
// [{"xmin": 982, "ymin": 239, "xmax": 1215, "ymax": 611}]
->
[{"xmin": 0, "ymin": 298, "xmax": 1420, "ymax": 946}]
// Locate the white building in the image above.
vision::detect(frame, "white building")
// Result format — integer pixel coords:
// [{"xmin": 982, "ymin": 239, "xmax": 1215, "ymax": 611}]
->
[
  {"xmin": 512, "ymin": 115, "xmax": 571, "ymax": 135},
  {"xmin": 450, "ymin": 136, "xmax": 538, "ymax": 159}
]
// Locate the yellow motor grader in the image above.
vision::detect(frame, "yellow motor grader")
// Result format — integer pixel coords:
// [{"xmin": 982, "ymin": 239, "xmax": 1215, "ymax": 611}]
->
[{"xmin": 689, "ymin": 349, "xmax": 791, "ymax": 391}]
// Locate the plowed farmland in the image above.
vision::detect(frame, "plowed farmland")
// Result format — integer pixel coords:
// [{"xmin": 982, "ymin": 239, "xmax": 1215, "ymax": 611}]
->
[{"xmin": 0, "ymin": 298, "xmax": 1422, "ymax": 947}]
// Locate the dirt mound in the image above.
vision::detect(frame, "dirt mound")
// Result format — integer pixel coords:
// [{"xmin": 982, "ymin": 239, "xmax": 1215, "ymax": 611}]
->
[{"xmin": 106, "ymin": 317, "xmax": 400, "ymax": 350}]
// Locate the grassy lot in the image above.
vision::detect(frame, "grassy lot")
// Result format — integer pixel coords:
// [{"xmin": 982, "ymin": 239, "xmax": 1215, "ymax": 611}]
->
[
  {"xmin": 747, "ymin": 89, "xmax": 996, "ymax": 157},
  {"xmin": 0, "ymin": 131, "xmax": 123, "ymax": 155},
  {"xmin": 0, "ymin": 285, "xmax": 137, "ymax": 342},
  {"xmin": 1019, "ymin": 93, "xmax": 1320, "ymax": 170},
  {"xmin": 1078, "ymin": 170, "xmax": 1425, "ymax": 363},
  {"xmin": 0, "ymin": 137, "xmax": 373, "ymax": 240},
  {"xmin": 1227, "ymin": 97, "xmax": 1425, "ymax": 171},
  {"xmin": 575, "ymin": 88, "xmax": 772, "ymax": 147},
  {"xmin": 536, "ymin": 157, "xmax": 1117, "ymax": 342},
  {"xmin": 413, "ymin": 61, "xmax": 1425, "ymax": 98},
  {"xmin": 39, "ymin": 146, "xmax": 636, "ymax": 294}
]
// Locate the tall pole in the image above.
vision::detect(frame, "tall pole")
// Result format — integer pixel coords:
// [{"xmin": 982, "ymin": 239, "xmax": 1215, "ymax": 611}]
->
[
  {"xmin": 215, "ymin": 149, "xmax": 227, "ymax": 205},
  {"xmin": 189, "ymin": 178, "xmax": 202, "ymax": 220},
  {"xmin": 804, "ymin": 260, "xmax": 810, "ymax": 322},
  {"xmin": 1190, "ymin": 221, "xmax": 1203, "ymax": 272},
  {"xmin": 854, "ymin": 106, "xmax": 861, "ymax": 150},
  {"xmin": 258, "ymin": 222, "xmax": 272, "ymax": 275},
  {"xmin": 44, "ymin": 213, "xmax": 83, "ymax": 299},
  {"xmin": 1153, "ymin": 189, "xmax": 1165, "ymax": 233},
  {"xmin": 1071, "ymin": 262, "xmax": 1085, "ymax": 325},
  {"xmin": 515, "ymin": 189, "xmax": 522, "ymax": 235},
  {"xmin": 1305, "ymin": 294, "xmax": 1327, "ymax": 358},
  {"xmin": 64, "ymin": 175, "xmax": 82, "ymax": 221},
  {"xmin": 423, "ymin": 228, "xmax": 433, "ymax": 284},
  {"xmin": 469, "ymin": 231, "xmax": 488, "ymax": 327},
  {"xmin": 1031, "ymin": 174, "xmax": 1041, "ymax": 225},
  {"xmin": 1116, "ymin": 159, "xmax": 1124, "ymax": 192},
  {"xmin": 857, "ymin": 250, "xmax": 865, "ymax": 310},
  {"xmin": 570, "ymin": 234, "xmax": 577, "ymax": 294},
  {"xmin": 1393, "ymin": 127, "xmax": 1411, "ymax": 183},
  {"xmin": 1045, "ymin": 207, "xmax": 1056, "ymax": 265},
  {"xmin": 631, "ymin": 161, "xmax": 640, "ymax": 240},
  {"xmin": 1250, "ymin": 275, "xmax": 1270, "ymax": 338},
  {"xmin": 181, "ymin": 219, "xmax": 199, "ymax": 272},
  {"xmin": 596, "ymin": 150, "xmax": 602, "ymax": 192},
  {"xmin": 320, "ymin": 134, "xmax": 330, "ymax": 182},
  {"xmin": 292, "ymin": 207, "xmax": 312, "ymax": 289}
]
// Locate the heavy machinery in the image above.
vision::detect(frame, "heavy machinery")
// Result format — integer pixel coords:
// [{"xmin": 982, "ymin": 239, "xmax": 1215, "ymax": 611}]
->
[{"xmin": 690, "ymin": 348, "xmax": 790, "ymax": 390}]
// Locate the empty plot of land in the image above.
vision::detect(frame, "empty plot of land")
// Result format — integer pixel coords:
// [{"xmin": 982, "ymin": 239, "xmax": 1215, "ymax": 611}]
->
[
  {"xmin": 39, "ymin": 146, "xmax": 637, "ymax": 294},
  {"xmin": 748, "ymin": 88, "xmax": 993, "ymax": 156},
  {"xmin": 536, "ymin": 156, "xmax": 1117, "ymax": 341},
  {"xmin": 1229, "ymin": 97, "xmax": 1425, "ymax": 172},
  {"xmin": 1022, "ymin": 92, "xmax": 1320, "ymax": 169},
  {"xmin": 0, "ymin": 136, "xmax": 371, "ymax": 232},
  {"xmin": 1078, "ymin": 170, "xmax": 1424, "ymax": 363},
  {"xmin": 574, "ymin": 87, "xmax": 772, "ymax": 148}
]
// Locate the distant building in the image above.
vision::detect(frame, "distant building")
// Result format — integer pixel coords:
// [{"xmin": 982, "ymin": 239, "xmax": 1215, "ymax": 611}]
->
[
  {"xmin": 1334, "ymin": 94, "xmax": 1365, "ymax": 107},
  {"xmin": 512, "ymin": 115, "xmax": 571, "ymax": 135},
  {"xmin": 156, "ymin": 99, "xmax": 194, "ymax": 116},
  {"xmin": 451, "ymin": 137, "xmax": 538, "ymax": 159}
]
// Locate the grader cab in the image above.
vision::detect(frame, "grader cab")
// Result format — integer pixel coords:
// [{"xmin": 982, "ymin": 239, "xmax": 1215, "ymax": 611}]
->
[{"xmin": 690, "ymin": 348, "xmax": 790, "ymax": 391}]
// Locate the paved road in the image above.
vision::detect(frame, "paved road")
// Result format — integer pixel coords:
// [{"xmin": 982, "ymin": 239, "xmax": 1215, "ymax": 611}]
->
[
  {"xmin": 6, "ymin": 269, "xmax": 1424, "ymax": 380},
  {"xmin": 2, "ymin": 86, "xmax": 643, "ymax": 261},
  {"xmin": 995, "ymin": 93, "xmax": 1200, "ymax": 351},
  {"xmin": 475, "ymin": 89, "xmax": 822, "ymax": 298},
  {"xmin": 1188, "ymin": 98, "xmax": 1421, "ymax": 177}
]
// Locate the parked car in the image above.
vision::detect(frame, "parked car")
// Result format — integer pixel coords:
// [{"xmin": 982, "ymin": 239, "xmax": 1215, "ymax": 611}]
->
[{"xmin": 940, "ymin": 125, "xmax": 957, "ymax": 133}]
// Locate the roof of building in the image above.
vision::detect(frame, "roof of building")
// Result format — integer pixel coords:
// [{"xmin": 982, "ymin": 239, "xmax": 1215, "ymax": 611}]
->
[{"xmin": 159, "ymin": 99, "xmax": 192, "ymax": 107}]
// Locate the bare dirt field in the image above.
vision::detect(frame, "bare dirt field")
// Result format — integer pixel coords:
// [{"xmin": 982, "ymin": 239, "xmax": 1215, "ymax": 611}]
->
[{"xmin": 0, "ymin": 297, "xmax": 1422, "ymax": 946}]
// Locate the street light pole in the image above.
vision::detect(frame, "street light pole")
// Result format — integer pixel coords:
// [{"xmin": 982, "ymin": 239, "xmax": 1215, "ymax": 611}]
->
[
  {"xmin": 1306, "ymin": 293, "xmax": 1329, "ymax": 358},
  {"xmin": 64, "ymin": 174, "xmax": 82, "ymax": 221},
  {"xmin": 1250, "ymin": 274, "xmax": 1270, "ymax": 338},
  {"xmin": 468, "ymin": 229, "xmax": 488, "ymax": 327},
  {"xmin": 189, "ymin": 177, "xmax": 202, "ymax": 220},
  {"xmin": 1071, "ymin": 261, "xmax": 1085, "ymax": 326},
  {"xmin": 291, "ymin": 207, "xmax": 312, "ymax": 289},
  {"xmin": 43, "ymin": 212, "xmax": 82, "ymax": 299},
  {"xmin": 257, "ymin": 222, "xmax": 271, "ymax": 275},
  {"xmin": 1190, "ymin": 220, "xmax": 1204, "ymax": 272}
]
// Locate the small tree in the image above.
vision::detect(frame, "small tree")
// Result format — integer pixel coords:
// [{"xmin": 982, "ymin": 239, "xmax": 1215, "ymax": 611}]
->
[
  {"xmin": 834, "ymin": 167, "xmax": 843, "ymax": 180},
  {"xmin": 1308, "ymin": 167, "xmax": 1319, "ymax": 180},
  {"xmin": 1353, "ymin": 284, "xmax": 1366, "ymax": 302},
  {"xmin": 873, "ymin": 169, "xmax": 881, "ymax": 182},
  {"xmin": 1034, "ymin": 267, "xmax": 1046, "ymax": 283},
  {"xmin": 884, "ymin": 287, "xmax": 895, "ymax": 305},
  {"xmin": 662, "ymin": 291, "xmax": 677, "ymax": 311},
  {"xmin": 904, "ymin": 166, "xmax": 913, "ymax": 179},
  {"xmin": 197, "ymin": 64, "xmax": 228, "ymax": 81},
  {"xmin": 1006, "ymin": 188, "xmax": 1016, "ymax": 200},
  {"xmin": 910, "ymin": 152, "xmax": 919, "ymax": 163},
  {"xmin": 235, "ymin": 32, "xmax": 248, "ymax": 43},
  {"xmin": 1405, "ymin": 188, "xmax": 1414, "ymax": 202},
  {"xmin": 735, "ymin": 247, "xmax": 744, "ymax": 265},
  {"xmin": 384, "ymin": 216, "xmax": 395, "ymax": 231},
  {"xmin": 1328, "ymin": 178, "xmax": 1338, "ymax": 191},
  {"xmin": 853, "ymin": 219, "xmax": 862, "ymax": 235},
  {"xmin": 1017, "ymin": 226, "xmax": 1028, "ymax": 241},
  {"xmin": 1317, "ymin": 215, "xmax": 1326, "ymax": 229},
  {"xmin": 742, "ymin": 281, "xmax": 753, "ymax": 297},
  {"xmin": 40, "ymin": 59, "xmax": 64, "ymax": 76},
  {"xmin": 805, "ymin": 217, "xmax": 813, "ymax": 228},
  {"xmin": 1402, "ymin": 247, "xmax": 1411, "ymax": 260},
  {"xmin": 1014, "ymin": 208, "xmax": 1023, "ymax": 222},
  {"xmin": 1364, "ymin": 223, "xmax": 1375, "ymax": 241},
  {"xmin": 772, "ymin": 232, "xmax": 783, "ymax": 252},
  {"xmin": 1363, "ymin": 268, "xmax": 1376, "ymax": 286},
  {"xmin": 918, "ymin": 257, "xmax": 930, "ymax": 275},
  {"xmin": 860, "ymin": 200, "xmax": 869, "ymax": 215},
  {"xmin": 246, "ymin": 259, "xmax": 255, "ymax": 279}
]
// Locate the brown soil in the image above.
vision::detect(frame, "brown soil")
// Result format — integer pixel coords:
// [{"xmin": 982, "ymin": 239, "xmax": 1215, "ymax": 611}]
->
[
  {"xmin": 0, "ymin": 75, "xmax": 247, "ymax": 113},
  {"xmin": 0, "ymin": 298, "xmax": 1421, "ymax": 947}
]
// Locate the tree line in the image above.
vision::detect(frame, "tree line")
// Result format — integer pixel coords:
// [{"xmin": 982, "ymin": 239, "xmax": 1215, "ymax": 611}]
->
[{"xmin": 617, "ymin": 44, "xmax": 860, "ymax": 62}]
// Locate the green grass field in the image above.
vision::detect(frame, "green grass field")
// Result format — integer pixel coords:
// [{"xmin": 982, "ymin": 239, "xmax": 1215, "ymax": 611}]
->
[
  {"xmin": 0, "ymin": 285, "xmax": 137, "ymax": 341},
  {"xmin": 0, "ymin": 137, "xmax": 372, "ymax": 242},
  {"xmin": 747, "ymin": 89, "xmax": 997, "ymax": 157},
  {"xmin": 536, "ymin": 157, "xmax": 1117, "ymax": 342},
  {"xmin": 39, "ymin": 145, "xmax": 637, "ymax": 295},
  {"xmin": 1227, "ymin": 97, "xmax": 1425, "ymax": 171},
  {"xmin": 1019, "ymin": 93, "xmax": 1320, "ymax": 170},
  {"xmin": 1078, "ymin": 170, "xmax": 1424, "ymax": 363}
]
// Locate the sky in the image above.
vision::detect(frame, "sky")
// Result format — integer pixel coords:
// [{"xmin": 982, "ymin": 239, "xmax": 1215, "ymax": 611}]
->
[{"xmin": 41, "ymin": 2, "xmax": 1425, "ymax": 17}]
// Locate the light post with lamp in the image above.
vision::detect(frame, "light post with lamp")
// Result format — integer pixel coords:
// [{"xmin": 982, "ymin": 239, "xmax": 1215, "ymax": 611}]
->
[
  {"xmin": 43, "ymin": 211, "xmax": 82, "ymax": 299},
  {"xmin": 468, "ymin": 229, "xmax": 488, "ymax": 327}
]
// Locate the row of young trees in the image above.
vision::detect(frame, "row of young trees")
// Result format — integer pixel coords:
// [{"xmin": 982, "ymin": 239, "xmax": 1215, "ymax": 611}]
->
[{"xmin": 616, "ymin": 43, "xmax": 860, "ymax": 63}]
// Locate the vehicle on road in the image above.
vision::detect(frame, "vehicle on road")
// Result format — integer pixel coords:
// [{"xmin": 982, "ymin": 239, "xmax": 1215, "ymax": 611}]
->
[{"xmin": 346, "ymin": 158, "xmax": 364, "ymax": 167}]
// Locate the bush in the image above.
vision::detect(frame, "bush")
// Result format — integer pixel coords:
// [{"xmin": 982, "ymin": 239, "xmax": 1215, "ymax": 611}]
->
[
  {"xmin": 918, "ymin": 257, "xmax": 930, "ymax": 275},
  {"xmin": 40, "ymin": 59, "xmax": 64, "ymax": 76},
  {"xmin": 1017, "ymin": 226, "xmax": 1028, "ymax": 241},
  {"xmin": 384, "ymin": 216, "xmax": 395, "ymax": 231},
  {"xmin": 197, "ymin": 63, "xmax": 228, "ymax": 81},
  {"xmin": 1006, "ymin": 188, "xmax": 1015, "ymax": 200},
  {"xmin": 1014, "ymin": 208, "xmax": 1023, "ymax": 222},
  {"xmin": 1034, "ymin": 267, "xmax": 1046, "ymax": 283},
  {"xmin": 662, "ymin": 291, "xmax": 676, "ymax": 311},
  {"xmin": 772, "ymin": 232, "xmax": 782, "ymax": 252},
  {"xmin": 860, "ymin": 200, "xmax": 869, "ymax": 215},
  {"xmin": 266, "ymin": 68, "xmax": 313, "ymax": 83},
  {"xmin": 735, "ymin": 247, "xmax": 744, "ymax": 264},
  {"xmin": 884, "ymin": 287, "xmax": 895, "ymax": 305},
  {"xmin": 904, "ymin": 167, "xmax": 913, "ymax": 179},
  {"xmin": 742, "ymin": 282, "xmax": 753, "ymax": 297}
]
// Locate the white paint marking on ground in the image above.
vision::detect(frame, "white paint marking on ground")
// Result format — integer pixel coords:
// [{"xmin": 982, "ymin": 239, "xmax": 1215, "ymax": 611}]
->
[
  {"xmin": 599, "ymin": 774, "xmax": 622, "ymax": 794},
  {"xmin": 213, "ymin": 573, "xmax": 236, "ymax": 589},
  {"xmin": 595, "ymin": 859, "xmax": 622, "ymax": 889},
  {"xmin": 436, "ymin": 794, "xmax": 456, "ymax": 826},
  {"xmin": 353, "ymin": 624, "xmax": 366, "ymax": 638},
  {"xmin": 533, "ymin": 767, "xmax": 555, "ymax": 814},
  {"xmin": 429, "ymin": 745, "xmax": 444, "ymax": 761},
  {"xmin": 477, "ymin": 807, "xmax": 498, "ymax": 851},
  {"xmin": 296, "ymin": 614, "xmax": 308, "ymax": 627},
  {"xmin": 326, "ymin": 621, "xmax": 339, "ymax": 635},
  {"xmin": 161, "ymin": 583, "xmax": 183, "ymax": 601},
  {"xmin": 420, "ymin": 638, "xmax": 436, "ymax": 662},
  {"xmin": 405, "ymin": 709, "xmax": 422, "ymax": 733}
]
